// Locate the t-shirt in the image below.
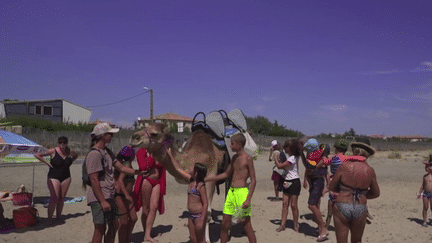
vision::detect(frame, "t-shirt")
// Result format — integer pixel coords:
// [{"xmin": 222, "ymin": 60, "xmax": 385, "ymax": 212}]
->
[
  {"xmin": 285, "ymin": 155, "xmax": 300, "ymax": 180},
  {"xmin": 86, "ymin": 148, "xmax": 115, "ymax": 204},
  {"xmin": 272, "ymin": 150, "xmax": 286, "ymax": 175}
]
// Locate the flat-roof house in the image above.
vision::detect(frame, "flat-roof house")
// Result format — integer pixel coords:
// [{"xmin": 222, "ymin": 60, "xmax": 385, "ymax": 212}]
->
[
  {"xmin": 0, "ymin": 99, "xmax": 91, "ymax": 124},
  {"xmin": 137, "ymin": 112, "xmax": 193, "ymax": 133},
  {"xmin": 391, "ymin": 135, "xmax": 429, "ymax": 142}
]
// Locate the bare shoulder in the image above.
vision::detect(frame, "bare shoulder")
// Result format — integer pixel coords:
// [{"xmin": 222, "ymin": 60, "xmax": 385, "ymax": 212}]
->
[{"xmin": 236, "ymin": 152, "xmax": 252, "ymax": 164}]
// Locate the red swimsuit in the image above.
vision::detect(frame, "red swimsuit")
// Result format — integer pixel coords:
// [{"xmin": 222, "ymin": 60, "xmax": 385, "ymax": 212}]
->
[{"xmin": 133, "ymin": 148, "xmax": 166, "ymax": 214}]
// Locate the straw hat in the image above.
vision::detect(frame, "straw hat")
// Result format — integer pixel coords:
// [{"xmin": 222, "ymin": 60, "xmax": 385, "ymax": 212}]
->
[{"xmin": 350, "ymin": 137, "xmax": 376, "ymax": 156}]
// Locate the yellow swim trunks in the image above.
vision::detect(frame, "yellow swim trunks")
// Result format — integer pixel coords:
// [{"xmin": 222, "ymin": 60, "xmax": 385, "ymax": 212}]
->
[{"xmin": 223, "ymin": 187, "xmax": 251, "ymax": 217}]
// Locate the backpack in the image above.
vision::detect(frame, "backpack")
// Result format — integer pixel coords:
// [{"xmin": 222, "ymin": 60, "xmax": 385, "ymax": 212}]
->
[
  {"xmin": 279, "ymin": 150, "xmax": 287, "ymax": 163},
  {"xmin": 82, "ymin": 147, "xmax": 115, "ymax": 186}
]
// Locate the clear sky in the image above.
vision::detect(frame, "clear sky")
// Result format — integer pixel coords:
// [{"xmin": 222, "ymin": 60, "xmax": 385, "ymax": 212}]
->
[{"xmin": 1, "ymin": 0, "xmax": 431, "ymax": 136}]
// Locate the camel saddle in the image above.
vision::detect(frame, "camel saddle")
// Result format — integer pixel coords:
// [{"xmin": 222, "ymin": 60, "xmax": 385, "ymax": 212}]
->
[{"xmin": 191, "ymin": 109, "xmax": 258, "ymax": 195}]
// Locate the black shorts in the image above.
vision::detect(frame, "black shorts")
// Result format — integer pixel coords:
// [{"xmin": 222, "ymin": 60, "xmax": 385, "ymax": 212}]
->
[
  {"xmin": 282, "ymin": 178, "xmax": 301, "ymax": 196},
  {"xmin": 308, "ymin": 177, "xmax": 325, "ymax": 205}
]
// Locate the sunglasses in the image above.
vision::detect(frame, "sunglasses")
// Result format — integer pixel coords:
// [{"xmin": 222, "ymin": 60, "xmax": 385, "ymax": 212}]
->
[{"xmin": 58, "ymin": 141, "xmax": 68, "ymax": 145}]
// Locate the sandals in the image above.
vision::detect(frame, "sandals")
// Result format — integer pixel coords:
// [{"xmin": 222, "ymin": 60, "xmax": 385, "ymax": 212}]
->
[{"xmin": 317, "ymin": 233, "xmax": 329, "ymax": 242}]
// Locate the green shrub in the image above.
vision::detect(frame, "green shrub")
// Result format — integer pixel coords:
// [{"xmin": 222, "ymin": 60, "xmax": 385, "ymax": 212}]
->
[
  {"xmin": 0, "ymin": 116, "xmax": 94, "ymax": 132},
  {"xmin": 388, "ymin": 150, "xmax": 402, "ymax": 159}
]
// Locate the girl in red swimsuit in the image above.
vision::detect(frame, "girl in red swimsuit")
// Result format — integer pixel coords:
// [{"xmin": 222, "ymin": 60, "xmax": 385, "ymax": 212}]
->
[{"xmin": 133, "ymin": 148, "xmax": 166, "ymax": 243}]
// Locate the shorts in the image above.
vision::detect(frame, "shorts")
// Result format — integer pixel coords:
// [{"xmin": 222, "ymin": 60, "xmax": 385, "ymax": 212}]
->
[
  {"xmin": 282, "ymin": 178, "xmax": 301, "ymax": 196},
  {"xmin": 423, "ymin": 190, "xmax": 432, "ymax": 199},
  {"xmin": 89, "ymin": 199, "xmax": 119, "ymax": 224},
  {"xmin": 308, "ymin": 177, "xmax": 324, "ymax": 205},
  {"xmin": 223, "ymin": 187, "xmax": 251, "ymax": 217},
  {"xmin": 271, "ymin": 171, "xmax": 282, "ymax": 182}
]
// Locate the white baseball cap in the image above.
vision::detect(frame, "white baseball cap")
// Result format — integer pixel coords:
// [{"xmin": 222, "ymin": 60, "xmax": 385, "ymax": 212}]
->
[
  {"xmin": 91, "ymin": 122, "xmax": 119, "ymax": 136},
  {"xmin": 271, "ymin": 140, "xmax": 278, "ymax": 147}
]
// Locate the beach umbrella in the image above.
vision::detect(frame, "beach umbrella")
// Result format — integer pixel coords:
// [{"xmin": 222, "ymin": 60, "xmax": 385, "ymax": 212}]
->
[
  {"xmin": 0, "ymin": 129, "xmax": 47, "ymax": 205},
  {"xmin": 0, "ymin": 129, "xmax": 45, "ymax": 157}
]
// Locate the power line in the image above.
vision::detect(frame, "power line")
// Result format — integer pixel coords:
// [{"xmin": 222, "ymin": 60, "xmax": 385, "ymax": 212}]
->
[{"xmin": 88, "ymin": 90, "xmax": 150, "ymax": 108}]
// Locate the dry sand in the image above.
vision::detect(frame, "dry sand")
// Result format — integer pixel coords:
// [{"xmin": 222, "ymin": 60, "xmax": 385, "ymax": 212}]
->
[{"xmin": 1, "ymin": 150, "xmax": 432, "ymax": 243}]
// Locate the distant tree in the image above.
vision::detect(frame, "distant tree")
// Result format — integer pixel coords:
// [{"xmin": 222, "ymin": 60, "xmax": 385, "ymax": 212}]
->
[
  {"xmin": 133, "ymin": 120, "xmax": 139, "ymax": 130},
  {"xmin": 169, "ymin": 122, "xmax": 178, "ymax": 133},
  {"xmin": 343, "ymin": 127, "xmax": 356, "ymax": 137},
  {"xmin": 183, "ymin": 126, "xmax": 191, "ymax": 134},
  {"xmin": 245, "ymin": 116, "xmax": 304, "ymax": 137}
]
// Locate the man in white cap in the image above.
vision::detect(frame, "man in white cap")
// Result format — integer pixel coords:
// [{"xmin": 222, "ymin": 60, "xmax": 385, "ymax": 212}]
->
[{"xmin": 86, "ymin": 123, "xmax": 148, "ymax": 243}]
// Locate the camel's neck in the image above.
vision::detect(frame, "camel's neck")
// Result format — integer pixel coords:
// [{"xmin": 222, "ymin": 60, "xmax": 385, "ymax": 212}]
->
[{"xmin": 152, "ymin": 148, "xmax": 184, "ymax": 179}]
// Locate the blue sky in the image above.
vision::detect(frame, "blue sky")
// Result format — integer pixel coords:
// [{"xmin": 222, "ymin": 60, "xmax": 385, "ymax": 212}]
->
[{"xmin": 1, "ymin": 0, "xmax": 431, "ymax": 136}]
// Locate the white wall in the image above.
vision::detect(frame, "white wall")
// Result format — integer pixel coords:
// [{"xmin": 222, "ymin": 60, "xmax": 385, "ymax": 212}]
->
[
  {"xmin": 62, "ymin": 100, "xmax": 91, "ymax": 124},
  {"xmin": 0, "ymin": 103, "xmax": 5, "ymax": 118}
]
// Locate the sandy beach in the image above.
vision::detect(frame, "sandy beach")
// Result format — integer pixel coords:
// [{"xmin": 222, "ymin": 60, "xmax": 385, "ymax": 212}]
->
[{"xmin": 1, "ymin": 150, "xmax": 432, "ymax": 243}]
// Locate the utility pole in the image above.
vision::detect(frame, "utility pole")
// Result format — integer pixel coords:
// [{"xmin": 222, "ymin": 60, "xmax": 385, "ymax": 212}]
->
[
  {"xmin": 150, "ymin": 88, "xmax": 153, "ymax": 121},
  {"xmin": 144, "ymin": 87, "xmax": 154, "ymax": 121}
]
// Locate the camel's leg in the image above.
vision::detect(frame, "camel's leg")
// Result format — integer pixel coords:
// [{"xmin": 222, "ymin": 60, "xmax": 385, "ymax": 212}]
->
[{"xmin": 205, "ymin": 181, "xmax": 216, "ymax": 243}]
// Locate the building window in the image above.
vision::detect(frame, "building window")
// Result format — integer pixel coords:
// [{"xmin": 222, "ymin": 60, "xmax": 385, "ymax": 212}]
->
[
  {"xmin": 35, "ymin": 105, "xmax": 42, "ymax": 115},
  {"xmin": 43, "ymin": 106, "xmax": 53, "ymax": 116}
]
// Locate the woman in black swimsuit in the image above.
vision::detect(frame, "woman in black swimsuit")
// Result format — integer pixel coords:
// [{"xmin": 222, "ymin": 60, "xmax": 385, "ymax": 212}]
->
[{"xmin": 35, "ymin": 136, "xmax": 78, "ymax": 222}]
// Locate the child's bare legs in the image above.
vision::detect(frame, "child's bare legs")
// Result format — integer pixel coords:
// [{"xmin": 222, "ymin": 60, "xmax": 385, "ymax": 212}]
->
[
  {"xmin": 220, "ymin": 214, "xmax": 232, "ymax": 243},
  {"xmin": 273, "ymin": 180, "xmax": 279, "ymax": 198},
  {"xmin": 423, "ymin": 197, "xmax": 429, "ymax": 226},
  {"xmin": 188, "ymin": 218, "xmax": 197, "ymax": 243},
  {"xmin": 116, "ymin": 196, "xmax": 138, "ymax": 243},
  {"xmin": 326, "ymin": 200, "xmax": 333, "ymax": 230},
  {"xmin": 290, "ymin": 195, "xmax": 299, "ymax": 232},
  {"xmin": 277, "ymin": 193, "xmax": 289, "ymax": 231},
  {"xmin": 195, "ymin": 215, "xmax": 206, "ymax": 243},
  {"xmin": 242, "ymin": 216, "xmax": 256, "ymax": 243}
]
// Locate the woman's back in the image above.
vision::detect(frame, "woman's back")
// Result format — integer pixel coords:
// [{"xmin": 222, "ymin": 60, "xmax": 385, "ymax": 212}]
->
[{"xmin": 335, "ymin": 161, "xmax": 378, "ymax": 205}]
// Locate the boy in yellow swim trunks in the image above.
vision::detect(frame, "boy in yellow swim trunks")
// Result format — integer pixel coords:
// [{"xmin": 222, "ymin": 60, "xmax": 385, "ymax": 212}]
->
[{"xmin": 206, "ymin": 133, "xmax": 257, "ymax": 243}]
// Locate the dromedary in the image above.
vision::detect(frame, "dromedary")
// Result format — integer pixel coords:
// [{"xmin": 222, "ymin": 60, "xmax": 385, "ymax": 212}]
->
[{"xmin": 130, "ymin": 123, "xmax": 226, "ymax": 241}]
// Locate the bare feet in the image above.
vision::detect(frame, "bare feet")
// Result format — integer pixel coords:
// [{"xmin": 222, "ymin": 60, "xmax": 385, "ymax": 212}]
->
[
  {"xmin": 144, "ymin": 236, "xmax": 158, "ymax": 242},
  {"xmin": 276, "ymin": 226, "xmax": 285, "ymax": 232},
  {"xmin": 294, "ymin": 225, "xmax": 300, "ymax": 233}
]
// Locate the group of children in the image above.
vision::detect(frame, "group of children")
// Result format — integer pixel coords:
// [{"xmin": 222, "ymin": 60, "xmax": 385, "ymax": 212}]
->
[{"xmin": 270, "ymin": 138, "xmax": 370, "ymax": 242}]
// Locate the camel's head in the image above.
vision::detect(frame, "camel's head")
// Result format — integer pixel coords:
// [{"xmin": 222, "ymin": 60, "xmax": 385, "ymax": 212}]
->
[{"xmin": 130, "ymin": 123, "xmax": 173, "ymax": 153}]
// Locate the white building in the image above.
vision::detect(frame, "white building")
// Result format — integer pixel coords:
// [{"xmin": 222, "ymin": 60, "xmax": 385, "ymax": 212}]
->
[{"xmin": 1, "ymin": 99, "xmax": 91, "ymax": 124}]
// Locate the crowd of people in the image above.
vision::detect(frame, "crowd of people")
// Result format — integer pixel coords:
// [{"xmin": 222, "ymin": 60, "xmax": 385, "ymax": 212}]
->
[
  {"xmin": 269, "ymin": 137, "xmax": 381, "ymax": 242},
  {"xmin": 2, "ymin": 121, "xmax": 431, "ymax": 242}
]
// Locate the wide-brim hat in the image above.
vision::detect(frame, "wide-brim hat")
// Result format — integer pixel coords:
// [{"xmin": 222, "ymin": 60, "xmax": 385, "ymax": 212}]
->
[{"xmin": 351, "ymin": 137, "xmax": 376, "ymax": 155}]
